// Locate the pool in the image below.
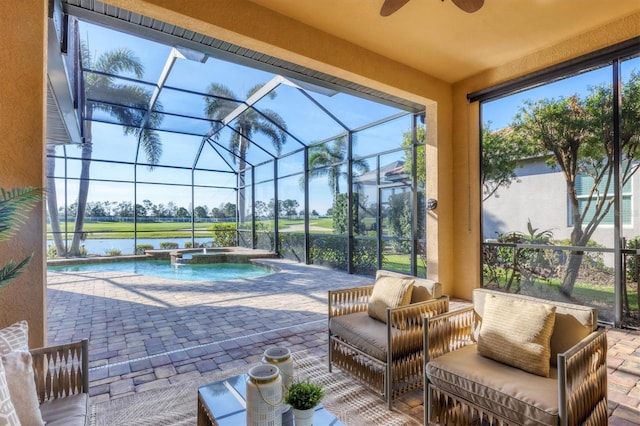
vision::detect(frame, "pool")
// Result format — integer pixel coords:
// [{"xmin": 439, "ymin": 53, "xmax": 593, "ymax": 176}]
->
[{"xmin": 47, "ymin": 260, "xmax": 275, "ymax": 281}]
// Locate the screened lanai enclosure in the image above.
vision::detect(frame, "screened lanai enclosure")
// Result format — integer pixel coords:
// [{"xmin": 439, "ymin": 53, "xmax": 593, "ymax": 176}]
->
[{"xmin": 46, "ymin": 12, "xmax": 427, "ymax": 277}]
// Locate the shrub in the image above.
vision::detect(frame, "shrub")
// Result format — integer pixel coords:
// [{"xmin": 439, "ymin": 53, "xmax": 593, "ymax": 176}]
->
[
  {"xmin": 159, "ymin": 242, "xmax": 179, "ymax": 250},
  {"xmin": 47, "ymin": 245, "xmax": 57, "ymax": 259},
  {"xmin": 105, "ymin": 248, "xmax": 122, "ymax": 256},
  {"xmin": 184, "ymin": 241, "xmax": 205, "ymax": 249},
  {"xmin": 307, "ymin": 235, "xmax": 376, "ymax": 274},
  {"xmin": 279, "ymin": 233, "xmax": 305, "ymax": 262},
  {"xmin": 211, "ymin": 223, "xmax": 237, "ymax": 247},
  {"xmin": 135, "ymin": 244, "xmax": 154, "ymax": 255},
  {"xmin": 627, "ymin": 237, "xmax": 640, "ymax": 283}
]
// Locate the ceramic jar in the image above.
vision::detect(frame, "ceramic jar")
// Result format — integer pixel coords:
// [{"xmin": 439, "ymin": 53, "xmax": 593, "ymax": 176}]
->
[{"xmin": 246, "ymin": 364, "xmax": 283, "ymax": 426}]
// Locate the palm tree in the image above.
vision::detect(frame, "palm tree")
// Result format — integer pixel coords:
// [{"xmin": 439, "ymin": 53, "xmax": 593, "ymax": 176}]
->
[
  {"xmin": 204, "ymin": 83, "xmax": 287, "ymax": 222},
  {"xmin": 0, "ymin": 187, "xmax": 42, "ymax": 290},
  {"xmin": 306, "ymin": 136, "xmax": 370, "ymax": 203},
  {"xmin": 47, "ymin": 46, "xmax": 164, "ymax": 257}
]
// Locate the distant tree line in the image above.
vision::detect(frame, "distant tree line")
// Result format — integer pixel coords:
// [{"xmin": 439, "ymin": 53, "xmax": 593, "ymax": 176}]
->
[
  {"xmin": 248, "ymin": 198, "xmax": 320, "ymax": 220},
  {"xmin": 56, "ymin": 198, "xmax": 324, "ymax": 221},
  {"xmin": 56, "ymin": 200, "xmax": 237, "ymax": 220}
]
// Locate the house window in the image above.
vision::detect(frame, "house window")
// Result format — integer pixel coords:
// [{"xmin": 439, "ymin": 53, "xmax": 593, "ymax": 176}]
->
[{"xmin": 573, "ymin": 174, "xmax": 632, "ymax": 226}]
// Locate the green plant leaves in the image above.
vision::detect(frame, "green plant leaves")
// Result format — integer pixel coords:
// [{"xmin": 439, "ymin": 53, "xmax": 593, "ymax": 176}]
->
[{"xmin": 0, "ymin": 187, "xmax": 43, "ymax": 242}]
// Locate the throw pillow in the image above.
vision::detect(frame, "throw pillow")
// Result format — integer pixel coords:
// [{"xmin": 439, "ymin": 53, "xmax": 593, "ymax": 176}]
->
[
  {"xmin": 2, "ymin": 351, "xmax": 44, "ymax": 425},
  {"xmin": 2, "ymin": 351, "xmax": 44, "ymax": 426},
  {"xmin": 367, "ymin": 276, "xmax": 415, "ymax": 323},
  {"xmin": 0, "ymin": 321, "xmax": 28, "ymax": 355},
  {"xmin": 477, "ymin": 294, "xmax": 556, "ymax": 377},
  {"xmin": 0, "ymin": 358, "xmax": 21, "ymax": 426}
]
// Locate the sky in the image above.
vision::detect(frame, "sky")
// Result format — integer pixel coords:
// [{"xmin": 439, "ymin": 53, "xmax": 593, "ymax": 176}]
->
[
  {"xmin": 483, "ymin": 57, "xmax": 639, "ymax": 130},
  {"xmin": 52, "ymin": 20, "xmax": 415, "ymax": 216},
  {"xmin": 53, "ymin": 20, "xmax": 639, "ymax": 217}
]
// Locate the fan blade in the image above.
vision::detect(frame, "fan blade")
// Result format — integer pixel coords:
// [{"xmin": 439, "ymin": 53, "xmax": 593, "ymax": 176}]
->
[
  {"xmin": 380, "ymin": 0, "xmax": 410, "ymax": 16},
  {"xmin": 451, "ymin": 0, "xmax": 484, "ymax": 13}
]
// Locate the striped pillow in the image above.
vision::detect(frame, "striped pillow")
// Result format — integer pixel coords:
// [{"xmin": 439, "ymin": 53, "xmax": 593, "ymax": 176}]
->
[
  {"xmin": 0, "ymin": 321, "xmax": 28, "ymax": 355},
  {"xmin": 478, "ymin": 294, "xmax": 556, "ymax": 377},
  {"xmin": 367, "ymin": 276, "xmax": 415, "ymax": 323}
]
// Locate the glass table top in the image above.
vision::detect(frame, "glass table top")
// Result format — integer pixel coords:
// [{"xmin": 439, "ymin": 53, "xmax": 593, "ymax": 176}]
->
[{"xmin": 198, "ymin": 373, "xmax": 343, "ymax": 425}]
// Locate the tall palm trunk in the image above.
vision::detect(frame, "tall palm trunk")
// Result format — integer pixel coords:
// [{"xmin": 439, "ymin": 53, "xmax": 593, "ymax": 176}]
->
[
  {"xmin": 238, "ymin": 138, "xmax": 248, "ymax": 224},
  {"xmin": 46, "ymin": 145, "xmax": 66, "ymax": 256},
  {"xmin": 70, "ymin": 116, "xmax": 93, "ymax": 256}
]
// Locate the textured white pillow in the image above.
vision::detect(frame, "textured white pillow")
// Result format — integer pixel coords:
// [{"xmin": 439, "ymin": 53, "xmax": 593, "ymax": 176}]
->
[
  {"xmin": 2, "ymin": 351, "xmax": 44, "ymax": 425},
  {"xmin": 478, "ymin": 295, "xmax": 556, "ymax": 377},
  {"xmin": 367, "ymin": 276, "xmax": 415, "ymax": 323},
  {"xmin": 0, "ymin": 357, "xmax": 21, "ymax": 426},
  {"xmin": 0, "ymin": 321, "xmax": 29, "ymax": 355}
]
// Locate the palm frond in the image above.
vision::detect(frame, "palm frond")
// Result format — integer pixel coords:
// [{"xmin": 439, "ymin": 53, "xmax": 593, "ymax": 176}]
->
[
  {"xmin": 204, "ymin": 84, "xmax": 238, "ymax": 120},
  {"xmin": 0, "ymin": 255, "xmax": 33, "ymax": 290},
  {"xmin": 141, "ymin": 129, "xmax": 163, "ymax": 168},
  {"xmin": 0, "ymin": 187, "xmax": 43, "ymax": 241},
  {"xmin": 94, "ymin": 48, "xmax": 144, "ymax": 78}
]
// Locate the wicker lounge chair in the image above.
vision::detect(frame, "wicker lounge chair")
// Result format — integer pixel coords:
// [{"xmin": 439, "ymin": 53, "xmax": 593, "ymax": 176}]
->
[
  {"xmin": 424, "ymin": 289, "xmax": 607, "ymax": 425},
  {"xmin": 328, "ymin": 270, "xmax": 449, "ymax": 409},
  {"xmin": 31, "ymin": 339, "xmax": 90, "ymax": 425}
]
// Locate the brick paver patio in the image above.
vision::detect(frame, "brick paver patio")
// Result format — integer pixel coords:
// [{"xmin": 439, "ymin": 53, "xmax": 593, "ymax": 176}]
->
[{"xmin": 47, "ymin": 258, "xmax": 640, "ymax": 424}]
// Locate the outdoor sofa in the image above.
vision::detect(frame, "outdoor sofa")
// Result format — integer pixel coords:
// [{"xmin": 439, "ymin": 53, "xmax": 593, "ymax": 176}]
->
[
  {"xmin": 424, "ymin": 288, "xmax": 607, "ymax": 425},
  {"xmin": 328, "ymin": 269, "xmax": 449, "ymax": 409},
  {"xmin": 0, "ymin": 321, "xmax": 89, "ymax": 426}
]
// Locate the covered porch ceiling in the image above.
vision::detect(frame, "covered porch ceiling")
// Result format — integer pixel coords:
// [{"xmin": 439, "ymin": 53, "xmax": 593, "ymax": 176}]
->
[{"xmin": 247, "ymin": 0, "xmax": 640, "ymax": 83}]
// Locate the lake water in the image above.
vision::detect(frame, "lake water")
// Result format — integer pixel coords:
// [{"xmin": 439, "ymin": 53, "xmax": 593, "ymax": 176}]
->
[{"xmin": 50, "ymin": 237, "xmax": 213, "ymax": 255}]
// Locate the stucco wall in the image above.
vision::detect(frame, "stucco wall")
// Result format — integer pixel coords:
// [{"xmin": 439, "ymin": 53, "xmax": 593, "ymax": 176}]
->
[
  {"xmin": 484, "ymin": 162, "xmax": 640, "ymax": 249},
  {"xmin": 0, "ymin": 0, "xmax": 48, "ymax": 347}
]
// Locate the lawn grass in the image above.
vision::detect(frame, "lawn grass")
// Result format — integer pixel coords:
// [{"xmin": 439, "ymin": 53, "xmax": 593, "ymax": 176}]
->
[
  {"xmin": 383, "ymin": 254, "xmax": 427, "ymax": 276},
  {"xmin": 47, "ymin": 219, "xmax": 334, "ymax": 239},
  {"xmin": 484, "ymin": 269, "xmax": 639, "ymax": 311}
]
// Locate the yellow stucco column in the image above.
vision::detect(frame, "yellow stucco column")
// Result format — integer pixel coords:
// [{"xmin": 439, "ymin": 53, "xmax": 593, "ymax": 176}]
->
[{"xmin": 0, "ymin": 0, "xmax": 48, "ymax": 347}]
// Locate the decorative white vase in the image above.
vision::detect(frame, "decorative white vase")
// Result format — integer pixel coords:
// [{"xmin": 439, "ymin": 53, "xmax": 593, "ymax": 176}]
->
[
  {"xmin": 246, "ymin": 364, "xmax": 283, "ymax": 426},
  {"xmin": 292, "ymin": 408, "xmax": 314, "ymax": 426},
  {"xmin": 262, "ymin": 346, "xmax": 295, "ymax": 390},
  {"xmin": 263, "ymin": 346, "xmax": 295, "ymax": 416}
]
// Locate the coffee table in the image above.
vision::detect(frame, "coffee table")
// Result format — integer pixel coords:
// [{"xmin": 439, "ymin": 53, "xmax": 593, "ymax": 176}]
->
[{"xmin": 197, "ymin": 373, "xmax": 344, "ymax": 426}]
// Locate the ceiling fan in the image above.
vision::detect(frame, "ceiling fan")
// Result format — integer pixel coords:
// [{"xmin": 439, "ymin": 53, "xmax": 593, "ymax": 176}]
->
[{"xmin": 380, "ymin": 0, "xmax": 484, "ymax": 16}]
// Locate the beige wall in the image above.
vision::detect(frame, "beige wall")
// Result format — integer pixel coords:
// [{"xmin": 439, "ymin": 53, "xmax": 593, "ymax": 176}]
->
[{"xmin": 0, "ymin": 0, "xmax": 48, "ymax": 347}]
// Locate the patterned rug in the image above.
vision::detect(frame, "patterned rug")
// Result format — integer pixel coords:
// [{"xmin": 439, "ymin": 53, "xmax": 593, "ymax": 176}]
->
[{"xmin": 90, "ymin": 351, "xmax": 420, "ymax": 426}]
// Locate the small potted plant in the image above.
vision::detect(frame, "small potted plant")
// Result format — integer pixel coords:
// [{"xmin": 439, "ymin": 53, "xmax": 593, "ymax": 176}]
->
[{"xmin": 284, "ymin": 379, "xmax": 325, "ymax": 426}]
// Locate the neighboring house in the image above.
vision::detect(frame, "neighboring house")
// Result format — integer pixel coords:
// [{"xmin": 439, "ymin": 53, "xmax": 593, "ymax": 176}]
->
[{"xmin": 482, "ymin": 157, "xmax": 640, "ymax": 250}]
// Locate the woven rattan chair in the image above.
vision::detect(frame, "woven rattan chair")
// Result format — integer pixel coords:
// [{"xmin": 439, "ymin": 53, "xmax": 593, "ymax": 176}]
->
[
  {"xmin": 424, "ymin": 289, "xmax": 607, "ymax": 426},
  {"xmin": 30, "ymin": 339, "xmax": 90, "ymax": 425},
  {"xmin": 328, "ymin": 270, "xmax": 449, "ymax": 409}
]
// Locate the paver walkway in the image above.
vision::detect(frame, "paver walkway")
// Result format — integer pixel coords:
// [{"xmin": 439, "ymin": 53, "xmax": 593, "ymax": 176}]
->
[{"xmin": 47, "ymin": 259, "xmax": 640, "ymax": 424}]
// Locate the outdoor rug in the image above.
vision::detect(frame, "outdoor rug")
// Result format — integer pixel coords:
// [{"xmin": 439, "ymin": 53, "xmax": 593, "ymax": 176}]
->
[{"xmin": 89, "ymin": 351, "xmax": 420, "ymax": 426}]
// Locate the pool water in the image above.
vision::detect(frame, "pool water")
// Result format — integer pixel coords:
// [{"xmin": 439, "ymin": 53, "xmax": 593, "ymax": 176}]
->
[{"xmin": 48, "ymin": 260, "xmax": 274, "ymax": 281}]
